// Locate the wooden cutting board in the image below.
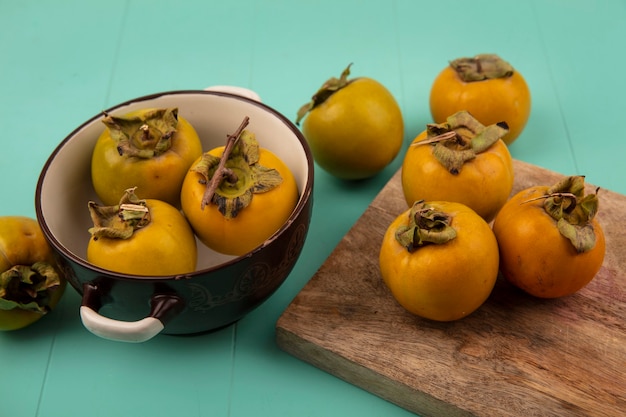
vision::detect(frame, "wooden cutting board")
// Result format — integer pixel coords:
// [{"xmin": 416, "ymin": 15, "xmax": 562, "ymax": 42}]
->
[{"xmin": 276, "ymin": 159, "xmax": 625, "ymax": 417}]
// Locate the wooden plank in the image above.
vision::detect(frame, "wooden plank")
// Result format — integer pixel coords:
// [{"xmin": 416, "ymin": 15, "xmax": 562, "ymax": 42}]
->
[{"xmin": 276, "ymin": 159, "xmax": 626, "ymax": 417}]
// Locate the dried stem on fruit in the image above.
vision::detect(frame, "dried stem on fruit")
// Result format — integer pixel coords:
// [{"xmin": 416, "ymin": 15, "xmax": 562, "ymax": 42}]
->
[
  {"xmin": 192, "ymin": 117, "xmax": 283, "ymax": 219},
  {"xmin": 200, "ymin": 116, "xmax": 250, "ymax": 210}
]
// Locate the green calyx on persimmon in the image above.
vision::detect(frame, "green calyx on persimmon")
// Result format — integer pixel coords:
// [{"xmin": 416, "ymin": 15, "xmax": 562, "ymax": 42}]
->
[
  {"xmin": 417, "ymin": 110, "xmax": 509, "ymax": 175},
  {"xmin": 449, "ymin": 54, "xmax": 515, "ymax": 82},
  {"xmin": 394, "ymin": 200, "xmax": 457, "ymax": 251},
  {"xmin": 0, "ymin": 262, "xmax": 61, "ymax": 314},
  {"xmin": 88, "ymin": 187, "xmax": 150, "ymax": 240},
  {"xmin": 102, "ymin": 108, "xmax": 180, "ymax": 159},
  {"xmin": 526, "ymin": 175, "xmax": 601, "ymax": 253}
]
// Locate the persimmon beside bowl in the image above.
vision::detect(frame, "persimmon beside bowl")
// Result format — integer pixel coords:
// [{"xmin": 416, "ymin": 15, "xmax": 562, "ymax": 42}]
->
[{"xmin": 35, "ymin": 90, "xmax": 314, "ymax": 343}]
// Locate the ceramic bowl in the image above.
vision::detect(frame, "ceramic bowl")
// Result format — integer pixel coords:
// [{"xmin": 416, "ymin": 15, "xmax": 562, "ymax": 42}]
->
[{"xmin": 35, "ymin": 89, "xmax": 314, "ymax": 342}]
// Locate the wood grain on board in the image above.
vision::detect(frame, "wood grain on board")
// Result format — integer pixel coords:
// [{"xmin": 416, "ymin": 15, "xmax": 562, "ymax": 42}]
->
[{"xmin": 276, "ymin": 159, "xmax": 625, "ymax": 417}]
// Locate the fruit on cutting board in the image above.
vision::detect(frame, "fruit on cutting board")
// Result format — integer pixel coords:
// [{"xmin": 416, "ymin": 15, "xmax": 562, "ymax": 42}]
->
[
  {"xmin": 379, "ymin": 200, "xmax": 499, "ymax": 321},
  {"xmin": 181, "ymin": 117, "xmax": 298, "ymax": 256},
  {"xmin": 87, "ymin": 188, "xmax": 197, "ymax": 276},
  {"xmin": 492, "ymin": 176, "xmax": 606, "ymax": 298},
  {"xmin": 0, "ymin": 216, "xmax": 66, "ymax": 330},
  {"xmin": 296, "ymin": 64, "xmax": 404, "ymax": 180},
  {"xmin": 401, "ymin": 111, "xmax": 514, "ymax": 223},
  {"xmin": 429, "ymin": 54, "xmax": 531, "ymax": 145},
  {"xmin": 91, "ymin": 107, "xmax": 203, "ymax": 207}
]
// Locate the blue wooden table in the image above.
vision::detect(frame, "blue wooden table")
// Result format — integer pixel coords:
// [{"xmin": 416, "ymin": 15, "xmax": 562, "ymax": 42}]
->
[{"xmin": 1, "ymin": 1, "xmax": 624, "ymax": 416}]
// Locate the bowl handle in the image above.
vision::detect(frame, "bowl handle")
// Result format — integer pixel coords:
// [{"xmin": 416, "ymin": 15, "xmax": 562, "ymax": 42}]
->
[
  {"xmin": 203, "ymin": 85, "xmax": 262, "ymax": 102},
  {"xmin": 80, "ymin": 281, "xmax": 184, "ymax": 343}
]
